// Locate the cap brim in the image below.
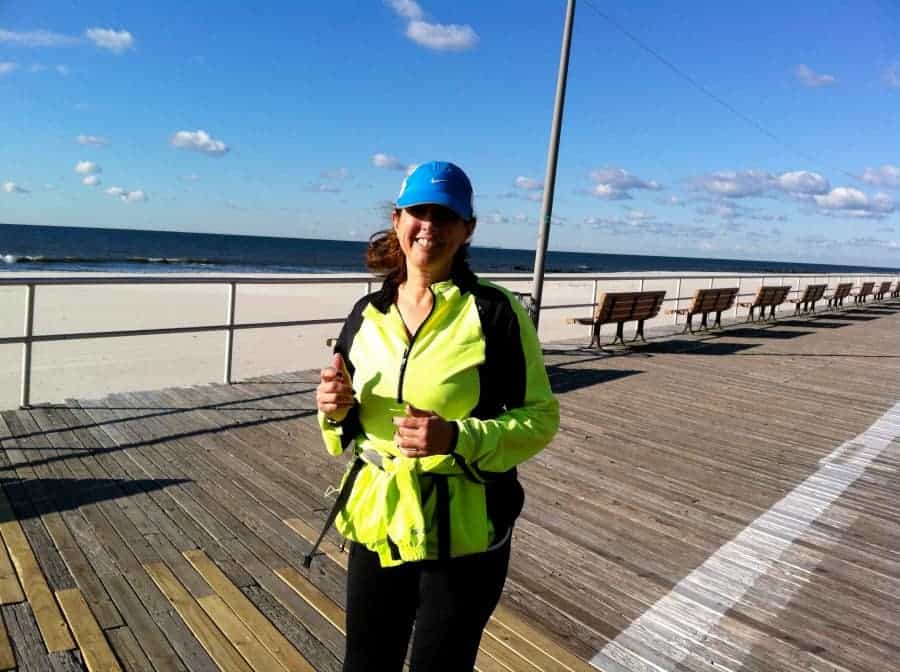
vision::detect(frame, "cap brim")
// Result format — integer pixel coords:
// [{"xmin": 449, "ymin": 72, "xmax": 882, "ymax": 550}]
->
[{"xmin": 395, "ymin": 191, "xmax": 470, "ymax": 219}]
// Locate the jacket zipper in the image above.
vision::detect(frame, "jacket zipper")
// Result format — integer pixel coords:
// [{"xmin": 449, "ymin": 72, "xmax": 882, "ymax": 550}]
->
[{"xmin": 396, "ymin": 286, "xmax": 437, "ymax": 403}]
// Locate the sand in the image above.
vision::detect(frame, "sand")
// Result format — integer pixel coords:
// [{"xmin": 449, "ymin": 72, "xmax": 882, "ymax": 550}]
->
[{"xmin": 0, "ymin": 270, "xmax": 890, "ymax": 410}]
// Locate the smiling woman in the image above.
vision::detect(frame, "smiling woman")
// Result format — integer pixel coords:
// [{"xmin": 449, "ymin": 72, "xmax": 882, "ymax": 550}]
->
[{"xmin": 313, "ymin": 160, "xmax": 560, "ymax": 671}]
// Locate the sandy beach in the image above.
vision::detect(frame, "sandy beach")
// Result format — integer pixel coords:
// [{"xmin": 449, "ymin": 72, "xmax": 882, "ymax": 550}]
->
[{"xmin": 1, "ymin": 270, "xmax": 892, "ymax": 410}]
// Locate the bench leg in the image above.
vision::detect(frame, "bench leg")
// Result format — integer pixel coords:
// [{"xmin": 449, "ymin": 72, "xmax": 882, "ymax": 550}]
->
[
  {"xmin": 589, "ymin": 323, "xmax": 601, "ymax": 348},
  {"xmin": 682, "ymin": 314, "xmax": 694, "ymax": 334},
  {"xmin": 713, "ymin": 311, "xmax": 723, "ymax": 329},
  {"xmin": 699, "ymin": 312, "xmax": 709, "ymax": 331},
  {"xmin": 633, "ymin": 319, "xmax": 647, "ymax": 343},
  {"xmin": 769, "ymin": 305, "xmax": 777, "ymax": 321},
  {"xmin": 611, "ymin": 321, "xmax": 625, "ymax": 346}
]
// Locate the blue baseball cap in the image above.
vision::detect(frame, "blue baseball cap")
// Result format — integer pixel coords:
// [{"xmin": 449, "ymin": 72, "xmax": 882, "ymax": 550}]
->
[{"xmin": 395, "ymin": 161, "xmax": 474, "ymax": 220}]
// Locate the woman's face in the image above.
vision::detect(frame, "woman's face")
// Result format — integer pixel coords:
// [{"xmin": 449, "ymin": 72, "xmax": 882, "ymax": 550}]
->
[{"xmin": 393, "ymin": 204, "xmax": 475, "ymax": 279}]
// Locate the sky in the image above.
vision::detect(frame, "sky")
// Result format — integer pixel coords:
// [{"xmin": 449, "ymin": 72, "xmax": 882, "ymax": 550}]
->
[{"xmin": 1, "ymin": 0, "xmax": 899, "ymax": 266}]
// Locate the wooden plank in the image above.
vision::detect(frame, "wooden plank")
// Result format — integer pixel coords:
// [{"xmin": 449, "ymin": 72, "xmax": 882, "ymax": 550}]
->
[
  {"xmin": 274, "ymin": 566, "xmax": 346, "ymax": 633},
  {"xmin": 0, "ymin": 498, "xmax": 25, "ymax": 604},
  {"xmin": 492, "ymin": 604, "xmax": 598, "ymax": 672},
  {"xmin": 144, "ymin": 561, "xmax": 252, "ymax": 672},
  {"xmin": 0, "ymin": 612, "xmax": 15, "ymax": 671},
  {"xmin": 196, "ymin": 594, "xmax": 287, "ymax": 672},
  {"xmin": 483, "ymin": 617, "xmax": 573, "ymax": 672},
  {"xmin": 0, "ymin": 496, "xmax": 75, "ymax": 653},
  {"xmin": 100, "ymin": 573, "xmax": 190, "ymax": 672},
  {"xmin": 283, "ymin": 518, "xmax": 347, "ymax": 570},
  {"xmin": 183, "ymin": 549, "xmax": 315, "ymax": 672},
  {"xmin": 55, "ymin": 588, "xmax": 122, "ymax": 672},
  {"xmin": 104, "ymin": 627, "xmax": 155, "ymax": 672}
]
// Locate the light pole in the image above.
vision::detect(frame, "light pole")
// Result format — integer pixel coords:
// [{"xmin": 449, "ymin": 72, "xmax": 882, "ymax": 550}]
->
[{"xmin": 530, "ymin": 0, "xmax": 576, "ymax": 327}]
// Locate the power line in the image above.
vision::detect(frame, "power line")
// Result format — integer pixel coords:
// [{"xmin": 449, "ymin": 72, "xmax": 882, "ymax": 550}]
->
[{"xmin": 579, "ymin": 0, "xmax": 865, "ymax": 186}]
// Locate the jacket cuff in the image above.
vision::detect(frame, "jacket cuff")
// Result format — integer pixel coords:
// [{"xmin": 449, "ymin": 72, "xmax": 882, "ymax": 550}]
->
[
  {"xmin": 318, "ymin": 411, "xmax": 349, "ymax": 456},
  {"xmin": 452, "ymin": 419, "xmax": 476, "ymax": 463}
]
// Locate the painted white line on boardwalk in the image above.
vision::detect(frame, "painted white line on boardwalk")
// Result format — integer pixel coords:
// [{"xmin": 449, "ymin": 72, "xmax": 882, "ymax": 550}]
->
[{"xmin": 591, "ymin": 402, "xmax": 900, "ymax": 671}]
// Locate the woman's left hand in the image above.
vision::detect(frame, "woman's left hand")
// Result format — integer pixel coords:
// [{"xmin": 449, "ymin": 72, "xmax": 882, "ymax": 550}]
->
[{"xmin": 393, "ymin": 405, "xmax": 455, "ymax": 458}]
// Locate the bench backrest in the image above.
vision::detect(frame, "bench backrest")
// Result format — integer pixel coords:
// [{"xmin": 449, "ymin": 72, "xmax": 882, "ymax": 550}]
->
[
  {"xmin": 858, "ymin": 281, "xmax": 875, "ymax": 295},
  {"xmin": 750, "ymin": 285, "xmax": 792, "ymax": 307},
  {"xmin": 798, "ymin": 284, "xmax": 828, "ymax": 302},
  {"xmin": 594, "ymin": 290, "xmax": 666, "ymax": 323},
  {"xmin": 686, "ymin": 287, "xmax": 739, "ymax": 314},
  {"xmin": 833, "ymin": 283, "xmax": 853, "ymax": 298},
  {"xmin": 877, "ymin": 281, "xmax": 891, "ymax": 294}
]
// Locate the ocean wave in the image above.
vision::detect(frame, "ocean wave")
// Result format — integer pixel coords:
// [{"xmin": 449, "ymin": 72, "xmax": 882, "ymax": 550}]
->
[{"xmin": 1, "ymin": 253, "xmax": 223, "ymax": 266}]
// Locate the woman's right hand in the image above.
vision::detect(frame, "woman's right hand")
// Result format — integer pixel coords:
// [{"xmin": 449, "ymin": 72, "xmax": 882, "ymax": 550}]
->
[{"xmin": 316, "ymin": 353, "xmax": 354, "ymax": 423}]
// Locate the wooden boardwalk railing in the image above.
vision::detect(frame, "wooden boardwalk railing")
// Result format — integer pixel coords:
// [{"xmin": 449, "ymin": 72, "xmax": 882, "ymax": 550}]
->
[{"xmin": 0, "ymin": 298, "xmax": 898, "ymax": 670}]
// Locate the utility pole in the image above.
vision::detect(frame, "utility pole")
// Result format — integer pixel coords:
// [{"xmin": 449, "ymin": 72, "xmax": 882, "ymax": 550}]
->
[{"xmin": 529, "ymin": 0, "xmax": 576, "ymax": 327}]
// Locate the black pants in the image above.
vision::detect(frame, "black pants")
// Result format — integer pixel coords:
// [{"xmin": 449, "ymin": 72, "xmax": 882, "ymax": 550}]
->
[{"xmin": 342, "ymin": 538, "xmax": 511, "ymax": 672}]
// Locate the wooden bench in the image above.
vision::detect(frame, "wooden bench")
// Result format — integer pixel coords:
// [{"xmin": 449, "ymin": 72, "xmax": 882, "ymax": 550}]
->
[
  {"xmin": 790, "ymin": 283, "xmax": 828, "ymax": 314},
  {"xmin": 567, "ymin": 290, "xmax": 666, "ymax": 346},
  {"xmin": 873, "ymin": 281, "xmax": 892, "ymax": 301},
  {"xmin": 739, "ymin": 285, "xmax": 791, "ymax": 321},
  {"xmin": 852, "ymin": 281, "xmax": 875, "ymax": 304},
  {"xmin": 665, "ymin": 287, "xmax": 739, "ymax": 333},
  {"xmin": 827, "ymin": 282, "xmax": 853, "ymax": 308},
  {"xmin": 892, "ymin": 281, "xmax": 900, "ymax": 299}
]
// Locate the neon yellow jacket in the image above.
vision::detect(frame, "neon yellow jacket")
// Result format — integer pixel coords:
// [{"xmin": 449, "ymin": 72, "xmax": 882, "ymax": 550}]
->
[{"xmin": 318, "ymin": 268, "xmax": 559, "ymax": 566}]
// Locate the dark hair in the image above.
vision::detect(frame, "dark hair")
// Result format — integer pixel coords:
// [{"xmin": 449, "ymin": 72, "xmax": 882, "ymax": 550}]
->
[{"xmin": 365, "ymin": 208, "xmax": 474, "ymax": 284}]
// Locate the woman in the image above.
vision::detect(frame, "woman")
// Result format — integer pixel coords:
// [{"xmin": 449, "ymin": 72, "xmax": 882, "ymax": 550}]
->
[{"xmin": 314, "ymin": 161, "xmax": 559, "ymax": 671}]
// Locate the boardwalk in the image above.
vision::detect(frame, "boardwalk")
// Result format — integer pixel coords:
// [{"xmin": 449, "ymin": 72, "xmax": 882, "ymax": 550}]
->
[{"xmin": 0, "ymin": 300, "xmax": 898, "ymax": 671}]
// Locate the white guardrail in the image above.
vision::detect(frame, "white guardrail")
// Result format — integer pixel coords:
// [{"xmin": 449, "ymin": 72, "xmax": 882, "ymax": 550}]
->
[{"xmin": 0, "ymin": 271, "xmax": 896, "ymax": 409}]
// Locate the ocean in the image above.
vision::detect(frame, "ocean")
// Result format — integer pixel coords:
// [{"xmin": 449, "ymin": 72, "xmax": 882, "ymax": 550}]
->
[{"xmin": 1, "ymin": 222, "xmax": 895, "ymax": 276}]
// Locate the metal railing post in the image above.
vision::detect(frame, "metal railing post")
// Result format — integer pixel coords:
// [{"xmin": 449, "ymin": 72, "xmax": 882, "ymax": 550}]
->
[
  {"xmin": 20, "ymin": 284, "xmax": 35, "ymax": 409},
  {"xmin": 224, "ymin": 282, "xmax": 237, "ymax": 384},
  {"xmin": 673, "ymin": 278, "xmax": 682, "ymax": 325}
]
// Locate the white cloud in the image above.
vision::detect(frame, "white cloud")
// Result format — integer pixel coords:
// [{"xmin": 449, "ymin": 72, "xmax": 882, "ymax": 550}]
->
[
  {"xmin": 590, "ymin": 184, "xmax": 631, "ymax": 200},
  {"xmin": 883, "ymin": 63, "xmax": 900, "ymax": 89},
  {"xmin": 0, "ymin": 62, "xmax": 18, "ymax": 75},
  {"xmin": 694, "ymin": 170, "xmax": 771, "ymax": 198},
  {"xmin": 387, "ymin": 0, "xmax": 424, "ymax": 20},
  {"xmin": 104, "ymin": 186, "xmax": 146, "ymax": 202},
  {"xmin": 76, "ymin": 134, "xmax": 109, "ymax": 146},
  {"xmin": 2, "ymin": 181, "xmax": 29, "ymax": 194},
  {"xmin": 625, "ymin": 209, "xmax": 655, "ymax": 221},
  {"xmin": 514, "ymin": 176, "xmax": 543, "ymax": 191},
  {"xmin": 170, "ymin": 129, "xmax": 229, "ymax": 155},
  {"xmin": 795, "ymin": 64, "xmax": 837, "ymax": 87},
  {"xmin": 74, "ymin": 160, "xmax": 101, "ymax": 175},
  {"xmin": 82, "ymin": 175, "xmax": 101, "ymax": 186},
  {"xmin": 406, "ymin": 21, "xmax": 478, "ymax": 51},
  {"xmin": 659, "ymin": 195, "xmax": 684, "ymax": 206},
  {"xmin": 372, "ymin": 153, "xmax": 406, "ymax": 170},
  {"xmin": 813, "ymin": 186, "xmax": 895, "ymax": 218},
  {"xmin": 85, "ymin": 28, "xmax": 134, "ymax": 54},
  {"xmin": 308, "ymin": 183, "xmax": 342, "ymax": 193},
  {"xmin": 861, "ymin": 164, "xmax": 900, "ymax": 189},
  {"xmin": 385, "ymin": 1, "xmax": 478, "ymax": 51},
  {"xmin": 0, "ymin": 29, "xmax": 79, "ymax": 47},
  {"xmin": 698, "ymin": 203, "xmax": 739, "ymax": 220},
  {"xmin": 55, "ymin": 64, "xmax": 70, "ymax": 75},
  {"xmin": 776, "ymin": 170, "xmax": 830, "ymax": 195},
  {"xmin": 588, "ymin": 167, "xmax": 661, "ymax": 199},
  {"xmin": 322, "ymin": 167, "xmax": 350, "ymax": 180},
  {"xmin": 122, "ymin": 189, "xmax": 147, "ymax": 202}
]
